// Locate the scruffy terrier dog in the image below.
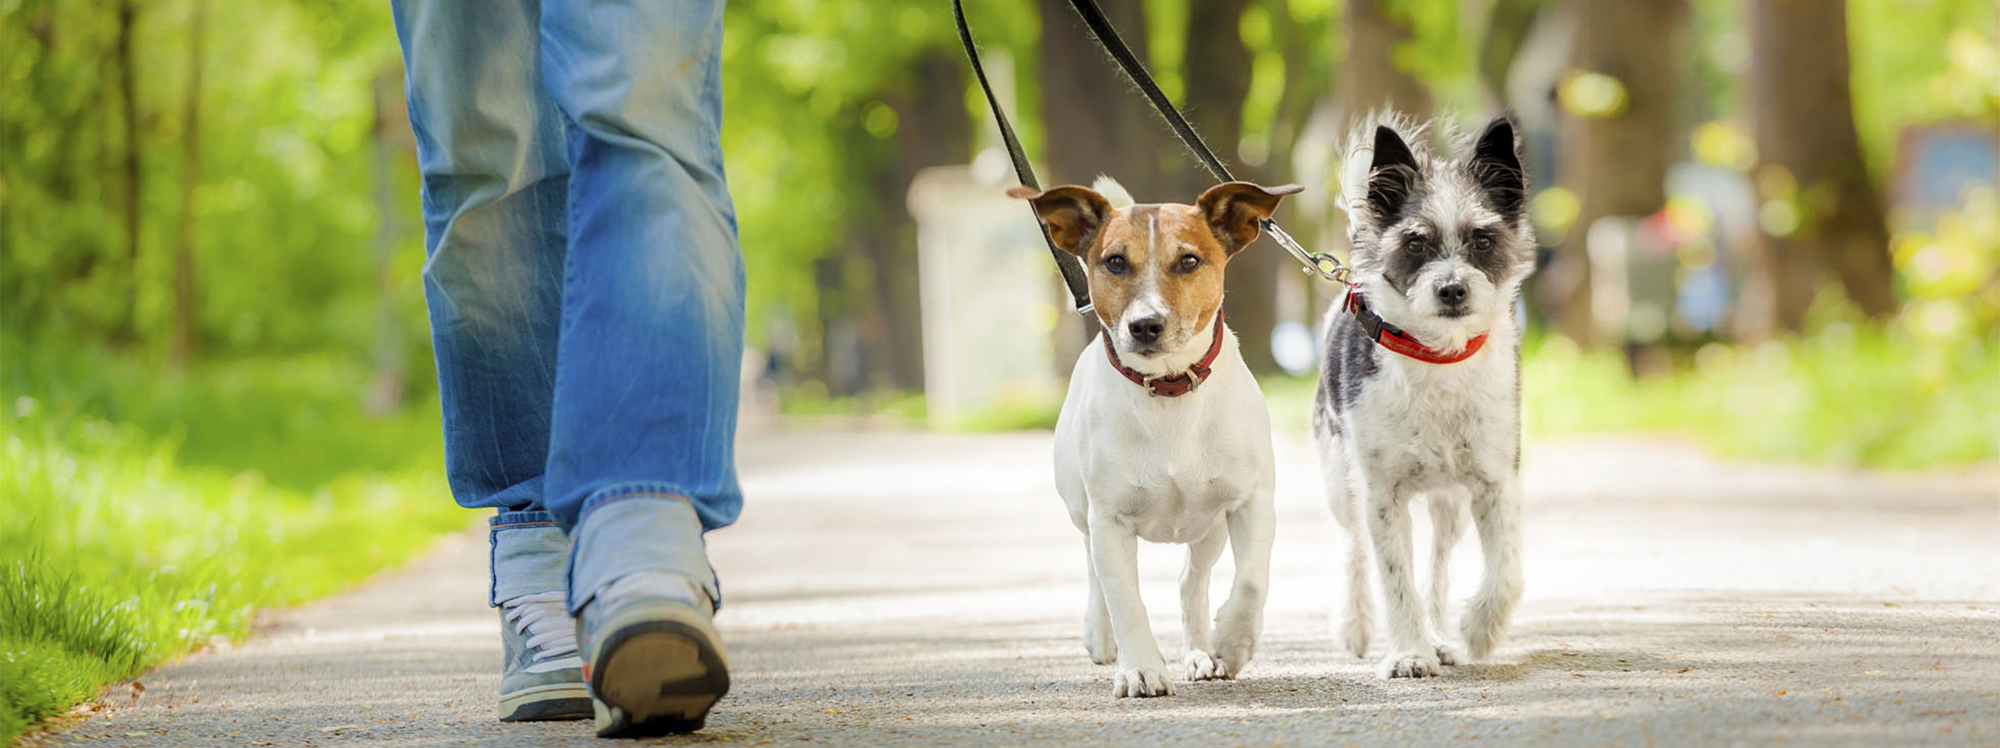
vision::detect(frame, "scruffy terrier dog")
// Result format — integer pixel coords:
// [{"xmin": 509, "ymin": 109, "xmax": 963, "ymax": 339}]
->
[{"xmin": 1312, "ymin": 114, "xmax": 1533, "ymax": 679}]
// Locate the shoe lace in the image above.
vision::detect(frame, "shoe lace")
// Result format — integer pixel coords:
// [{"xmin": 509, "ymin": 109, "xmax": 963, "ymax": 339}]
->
[{"xmin": 502, "ymin": 591, "xmax": 579, "ymax": 662}]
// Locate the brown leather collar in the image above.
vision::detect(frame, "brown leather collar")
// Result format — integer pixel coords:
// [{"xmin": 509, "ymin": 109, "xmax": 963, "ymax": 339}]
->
[{"xmin": 1101, "ymin": 311, "xmax": 1227, "ymax": 397}]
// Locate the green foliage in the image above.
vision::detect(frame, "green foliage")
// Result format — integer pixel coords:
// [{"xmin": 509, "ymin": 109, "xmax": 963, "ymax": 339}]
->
[
  {"xmin": 720, "ymin": 0, "xmax": 1036, "ymax": 348},
  {"xmin": 0, "ymin": 340, "xmax": 466, "ymax": 743},
  {"xmin": 1848, "ymin": 0, "xmax": 1998, "ymax": 173},
  {"xmin": 1522, "ymin": 330, "xmax": 1999, "ymax": 469},
  {"xmin": 1391, "ymin": 0, "xmax": 1480, "ymax": 114},
  {"xmin": 0, "ymin": 0, "xmax": 429, "ymax": 364}
]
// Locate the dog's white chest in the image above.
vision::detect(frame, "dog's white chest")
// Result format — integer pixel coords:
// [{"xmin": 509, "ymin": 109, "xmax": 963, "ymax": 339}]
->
[
  {"xmin": 1349, "ymin": 349, "xmax": 1517, "ymax": 482},
  {"xmin": 1053, "ymin": 336, "xmax": 1276, "ymax": 545},
  {"xmin": 1103, "ymin": 430, "xmax": 1246, "ymax": 542}
]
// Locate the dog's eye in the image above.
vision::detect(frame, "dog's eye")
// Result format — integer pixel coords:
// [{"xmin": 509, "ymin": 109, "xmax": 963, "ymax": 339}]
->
[
  {"xmin": 1176, "ymin": 254, "xmax": 1201, "ymax": 273},
  {"xmin": 1105, "ymin": 255, "xmax": 1129, "ymax": 274},
  {"xmin": 1402, "ymin": 234, "xmax": 1429, "ymax": 252},
  {"xmin": 1470, "ymin": 233, "xmax": 1495, "ymax": 252}
]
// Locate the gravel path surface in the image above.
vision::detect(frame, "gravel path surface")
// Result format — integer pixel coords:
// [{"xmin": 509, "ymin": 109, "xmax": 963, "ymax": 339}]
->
[{"xmin": 37, "ymin": 431, "xmax": 2000, "ymax": 747}]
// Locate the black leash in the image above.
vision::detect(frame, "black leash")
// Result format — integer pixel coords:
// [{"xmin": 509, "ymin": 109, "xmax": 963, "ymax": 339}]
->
[
  {"xmin": 952, "ymin": 0, "xmax": 1094, "ymax": 315},
  {"xmin": 953, "ymin": 0, "xmax": 1351, "ymax": 318}
]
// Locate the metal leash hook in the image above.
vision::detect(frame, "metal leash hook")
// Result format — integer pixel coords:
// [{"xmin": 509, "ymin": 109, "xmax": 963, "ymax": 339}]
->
[{"xmin": 1262, "ymin": 219, "xmax": 1351, "ymax": 285}]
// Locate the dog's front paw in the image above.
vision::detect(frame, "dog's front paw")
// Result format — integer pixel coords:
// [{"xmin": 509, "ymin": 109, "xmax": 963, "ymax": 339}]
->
[
  {"xmin": 1433, "ymin": 642, "xmax": 1462, "ymax": 667},
  {"xmin": 1378, "ymin": 651, "xmax": 1443, "ymax": 679},
  {"xmin": 1337, "ymin": 612, "xmax": 1371, "ymax": 659},
  {"xmin": 1184, "ymin": 650, "xmax": 1232, "ymax": 681},
  {"xmin": 1084, "ymin": 626, "xmax": 1118, "ymax": 665},
  {"xmin": 1461, "ymin": 611, "xmax": 1508, "ymax": 661},
  {"xmin": 1112, "ymin": 664, "xmax": 1175, "ymax": 697},
  {"xmin": 1212, "ymin": 610, "xmax": 1261, "ymax": 678}
]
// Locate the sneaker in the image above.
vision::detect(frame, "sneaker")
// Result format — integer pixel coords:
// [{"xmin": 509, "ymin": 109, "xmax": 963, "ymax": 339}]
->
[
  {"xmin": 576, "ymin": 572, "xmax": 731, "ymax": 737},
  {"xmin": 497, "ymin": 591, "xmax": 592, "ymax": 722}
]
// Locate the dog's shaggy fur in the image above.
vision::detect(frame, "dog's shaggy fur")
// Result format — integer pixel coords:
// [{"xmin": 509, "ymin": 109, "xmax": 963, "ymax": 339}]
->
[{"xmin": 1312, "ymin": 113, "xmax": 1534, "ymax": 679}]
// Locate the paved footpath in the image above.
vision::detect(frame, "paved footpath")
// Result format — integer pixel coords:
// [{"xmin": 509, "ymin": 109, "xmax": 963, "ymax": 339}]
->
[{"xmin": 38, "ymin": 431, "xmax": 2000, "ymax": 747}]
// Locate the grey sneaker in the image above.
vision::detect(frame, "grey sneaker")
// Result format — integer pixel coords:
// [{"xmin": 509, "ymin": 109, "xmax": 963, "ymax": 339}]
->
[
  {"xmin": 577, "ymin": 572, "xmax": 731, "ymax": 737},
  {"xmin": 498, "ymin": 591, "xmax": 592, "ymax": 722}
]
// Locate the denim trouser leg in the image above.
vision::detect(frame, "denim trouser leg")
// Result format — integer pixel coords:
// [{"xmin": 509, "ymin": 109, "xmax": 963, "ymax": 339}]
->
[
  {"xmin": 399, "ymin": 0, "xmax": 746, "ymax": 615},
  {"xmin": 538, "ymin": 0, "xmax": 745, "ymax": 614},
  {"xmin": 392, "ymin": 0, "xmax": 572, "ymax": 606}
]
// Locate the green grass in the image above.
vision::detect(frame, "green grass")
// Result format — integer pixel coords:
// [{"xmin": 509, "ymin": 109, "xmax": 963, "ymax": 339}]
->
[
  {"xmin": 1265, "ymin": 327, "xmax": 2000, "ymax": 470},
  {"xmin": 1520, "ymin": 329, "xmax": 2000, "ymax": 469},
  {"xmin": 0, "ymin": 341, "xmax": 467, "ymax": 743}
]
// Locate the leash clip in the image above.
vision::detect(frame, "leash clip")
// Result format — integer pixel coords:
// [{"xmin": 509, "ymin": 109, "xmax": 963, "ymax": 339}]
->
[
  {"xmin": 1263, "ymin": 220, "xmax": 1351, "ymax": 284},
  {"xmin": 1307, "ymin": 253, "xmax": 1353, "ymax": 285}
]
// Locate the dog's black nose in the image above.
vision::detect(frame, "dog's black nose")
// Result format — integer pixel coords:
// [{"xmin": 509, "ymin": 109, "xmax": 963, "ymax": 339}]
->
[
  {"xmin": 1436, "ymin": 282, "xmax": 1468, "ymax": 306},
  {"xmin": 1127, "ymin": 316, "xmax": 1166, "ymax": 344}
]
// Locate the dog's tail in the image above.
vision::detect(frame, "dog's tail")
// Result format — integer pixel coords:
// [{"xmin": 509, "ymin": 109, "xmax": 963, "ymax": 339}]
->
[{"xmin": 1091, "ymin": 175, "xmax": 1135, "ymax": 209}]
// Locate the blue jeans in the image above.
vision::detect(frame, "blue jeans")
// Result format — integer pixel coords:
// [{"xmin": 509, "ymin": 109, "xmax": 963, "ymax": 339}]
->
[{"xmin": 392, "ymin": 0, "xmax": 743, "ymax": 614}]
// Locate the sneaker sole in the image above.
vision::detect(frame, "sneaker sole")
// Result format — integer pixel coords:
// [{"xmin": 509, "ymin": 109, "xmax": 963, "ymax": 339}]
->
[
  {"xmin": 591, "ymin": 617, "xmax": 730, "ymax": 736},
  {"xmin": 498, "ymin": 682, "xmax": 593, "ymax": 722}
]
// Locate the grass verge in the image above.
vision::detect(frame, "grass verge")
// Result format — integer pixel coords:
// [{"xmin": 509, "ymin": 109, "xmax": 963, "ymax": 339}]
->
[
  {"xmin": 0, "ymin": 342, "xmax": 466, "ymax": 743},
  {"xmin": 1268, "ymin": 326, "xmax": 1998, "ymax": 470}
]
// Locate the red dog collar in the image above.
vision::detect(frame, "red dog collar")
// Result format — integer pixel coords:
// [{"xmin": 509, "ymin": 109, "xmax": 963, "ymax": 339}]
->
[
  {"xmin": 1102, "ymin": 311, "xmax": 1227, "ymax": 397},
  {"xmin": 1343, "ymin": 288, "xmax": 1489, "ymax": 365}
]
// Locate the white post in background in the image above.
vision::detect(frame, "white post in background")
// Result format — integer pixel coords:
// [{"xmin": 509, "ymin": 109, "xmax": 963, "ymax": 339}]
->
[{"xmin": 907, "ymin": 162, "xmax": 1063, "ymax": 428}]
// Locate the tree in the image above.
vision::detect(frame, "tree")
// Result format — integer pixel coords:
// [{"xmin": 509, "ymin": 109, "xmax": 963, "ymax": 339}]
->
[
  {"xmin": 115, "ymin": 0, "xmax": 142, "ymax": 339},
  {"xmin": 1740, "ymin": 0, "xmax": 1896, "ymax": 335},
  {"xmin": 1341, "ymin": 0, "xmax": 1433, "ymax": 119},
  {"xmin": 368, "ymin": 68, "xmax": 412, "ymax": 413},
  {"xmin": 875, "ymin": 49, "xmax": 972, "ymax": 391},
  {"xmin": 169, "ymin": 0, "xmax": 204, "ymax": 367},
  {"xmin": 1036, "ymin": 0, "xmax": 1162, "ymax": 367},
  {"xmin": 1545, "ymin": 0, "xmax": 1682, "ymax": 344},
  {"xmin": 1035, "ymin": 0, "xmax": 1163, "ymax": 189},
  {"xmin": 1178, "ymin": 0, "xmax": 1280, "ymax": 374},
  {"xmin": 1478, "ymin": 0, "xmax": 1546, "ymax": 108}
]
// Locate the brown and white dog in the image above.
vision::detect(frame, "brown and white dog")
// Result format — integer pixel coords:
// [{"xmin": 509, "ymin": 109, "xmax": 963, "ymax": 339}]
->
[{"xmin": 1010, "ymin": 177, "xmax": 1301, "ymax": 697}]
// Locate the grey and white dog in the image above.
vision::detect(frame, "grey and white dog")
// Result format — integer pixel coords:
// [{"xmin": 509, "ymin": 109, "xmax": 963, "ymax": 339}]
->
[{"xmin": 1311, "ymin": 114, "xmax": 1534, "ymax": 679}]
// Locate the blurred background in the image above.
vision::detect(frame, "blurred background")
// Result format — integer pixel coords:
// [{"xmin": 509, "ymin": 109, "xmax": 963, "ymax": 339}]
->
[{"xmin": 1, "ymin": 0, "xmax": 1996, "ymax": 741}]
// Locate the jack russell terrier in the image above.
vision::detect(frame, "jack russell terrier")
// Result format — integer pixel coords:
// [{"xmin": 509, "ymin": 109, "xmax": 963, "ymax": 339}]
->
[
  {"xmin": 1010, "ymin": 176, "xmax": 1302, "ymax": 697},
  {"xmin": 1313, "ymin": 114, "xmax": 1532, "ymax": 679}
]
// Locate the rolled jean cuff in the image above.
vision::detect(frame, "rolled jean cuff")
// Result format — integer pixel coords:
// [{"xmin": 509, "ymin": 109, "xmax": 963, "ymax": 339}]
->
[
  {"xmin": 489, "ymin": 511, "xmax": 568, "ymax": 607},
  {"xmin": 566, "ymin": 487, "xmax": 719, "ymax": 616}
]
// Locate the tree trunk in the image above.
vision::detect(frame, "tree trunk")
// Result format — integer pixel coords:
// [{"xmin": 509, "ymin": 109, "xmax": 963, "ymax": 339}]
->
[
  {"xmin": 870, "ymin": 49, "xmax": 972, "ymax": 393},
  {"xmin": 1740, "ymin": 0, "xmax": 1895, "ymax": 336},
  {"xmin": 1035, "ymin": 0, "xmax": 1161, "ymax": 189},
  {"xmin": 1271, "ymin": 4, "xmax": 1337, "ymax": 329},
  {"xmin": 1037, "ymin": 0, "xmax": 1157, "ymax": 370},
  {"xmin": 116, "ymin": 0, "xmax": 142, "ymax": 339},
  {"xmin": 368, "ymin": 68, "xmax": 411, "ymax": 413},
  {"xmin": 1341, "ymin": 0, "xmax": 1433, "ymax": 119},
  {"xmin": 831, "ymin": 51, "xmax": 972, "ymax": 397},
  {"xmin": 169, "ymin": 0, "xmax": 204, "ymax": 368},
  {"xmin": 1478, "ymin": 0, "xmax": 1544, "ymax": 108},
  {"xmin": 1178, "ymin": 0, "xmax": 1279, "ymax": 374},
  {"xmin": 1545, "ymin": 0, "xmax": 1681, "ymax": 344}
]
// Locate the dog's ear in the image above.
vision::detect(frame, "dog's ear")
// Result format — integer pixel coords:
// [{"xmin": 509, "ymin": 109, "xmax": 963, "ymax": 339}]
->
[
  {"xmin": 1196, "ymin": 181, "xmax": 1304, "ymax": 254},
  {"xmin": 1007, "ymin": 185, "xmax": 1113, "ymax": 257},
  {"xmin": 1468, "ymin": 116, "xmax": 1527, "ymax": 224},
  {"xmin": 1365, "ymin": 125, "xmax": 1420, "ymax": 227}
]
